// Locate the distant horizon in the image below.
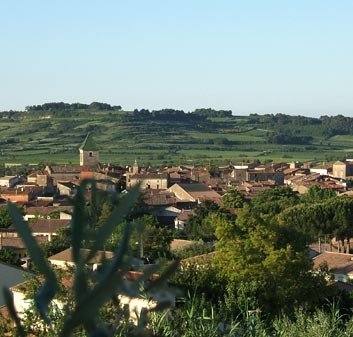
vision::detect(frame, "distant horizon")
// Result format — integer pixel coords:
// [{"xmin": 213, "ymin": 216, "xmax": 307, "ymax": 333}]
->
[{"xmin": 1, "ymin": 1, "xmax": 352, "ymax": 118}]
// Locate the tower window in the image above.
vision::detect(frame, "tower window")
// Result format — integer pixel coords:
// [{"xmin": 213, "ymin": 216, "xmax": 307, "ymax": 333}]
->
[{"xmin": 89, "ymin": 152, "xmax": 93, "ymax": 157}]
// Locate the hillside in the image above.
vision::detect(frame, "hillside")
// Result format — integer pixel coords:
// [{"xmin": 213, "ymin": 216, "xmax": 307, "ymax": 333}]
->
[{"xmin": 1, "ymin": 103, "xmax": 353, "ymax": 166}]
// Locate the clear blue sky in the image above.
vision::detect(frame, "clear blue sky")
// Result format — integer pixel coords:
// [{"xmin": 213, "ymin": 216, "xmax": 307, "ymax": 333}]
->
[{"xmin": 1, "ymin": 1, "xmax": 352, "ymax": 116}]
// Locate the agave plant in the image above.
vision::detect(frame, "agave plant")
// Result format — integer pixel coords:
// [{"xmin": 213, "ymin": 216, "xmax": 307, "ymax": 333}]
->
[{"xmin": 3, "ymin": 179, "xmax": 177, "ymax": 337}]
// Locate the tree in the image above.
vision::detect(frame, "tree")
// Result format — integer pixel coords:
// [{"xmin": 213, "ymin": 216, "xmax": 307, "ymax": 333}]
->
[
  {"xmin": 96, "ymin": 201, "xmax": 114, "ymax": 228},
  {"xmin": 172, "ymin": 241, "xmax": 214, "ymax": 260},
  {"xmin": 41, "ymin": 227, "xmax": 72, "ymax": 257},
  {"xmin": 280, "ymin": 195, "xmax": 353, "ymax": 252},
  {"xmin": 0, "ymin": 247, "xmax": 19, "ymax": 265},
  {"xmin": 0, "ymin": 206, "xmax": 13, "ymax": 228},
  {"xmin": 184, "ymin": 200, "xmax": 232, "ymax": 241},
  {"xmin": 214, "ymin": 205, "xmax": 329, "ymax": 316},
  {"xmin": 222, "ymin": 187, "xmax": 245, "ymax": 208},
  {"xmin": 132, "ymin": 214, "xmax": 172, "ymax": 261},
  {"xmin": 301, "ymin": 185, "xmax": 336, "ymax": 204},
  {"xmin": 251, "ymin": 186, "xmax": 299, "ymax": 215}
]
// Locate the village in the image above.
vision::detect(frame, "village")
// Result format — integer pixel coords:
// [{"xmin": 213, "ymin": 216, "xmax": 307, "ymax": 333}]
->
[{"xmin": 2, "ymin": 133, "xmax": 353, "ymax": 330}]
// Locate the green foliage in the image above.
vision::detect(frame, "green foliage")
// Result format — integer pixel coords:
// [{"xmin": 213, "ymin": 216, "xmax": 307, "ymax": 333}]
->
[
  {"xmin": 280, "ymin": 195, "xmax": 353, "ymax": 246},
  {"xmin": 184, "ymin": 201, "xmax": 233, "ymax": 241},
  {"xmin": 272, "ymin": 301, "xmax": 353, "ymax": 337},
  {"xmin": 41, "ymin": 227, "xmax": 72, "ymax": 257},
  {"xmin": 222, "ymin": 187, "xmax": 245, "ymax": 208},
  {"xmin": 3, "ymin": 173, "xmax": 353, "ymax": 336},
  {"xmin": 0, "ymin": 206, "xmax": 13, "ymax": 228},
  {"xmin": 170, "ymin": 262, "xmax": 224, "ymax": 305},
  {"xmin": 172, "ymin": 241, "xmax": 214, "ymax": 260},
  {"xmin": 3, "ymin": 180, "xmax": 177, "ymax": 336},
  {"xmin": 214, "ymin": 205, "xmax": 330, "ymax": 316},
  {"xmin": 4, "ymin": 106, "xmax": 353, "ymax": 165},
  {"xmin": 301, "ymin": 185, "xmax": 337, "ymax": 204},
  {"xmin": 0, "ymin": 247, "xmax": 19, "ymax": 265},
  {"xmin": 266, "ymin": 131, "xmax": 313, "ymax": 145},
  {"xmin": 131, "ymin": 214, "xmax": 173, "ymax": 262},
  {"xmin": 47, "ymin": 210, "xmax": 61, "ymax": 219},
  {"xmin": 251, "ymin": 186, "xmax": 299, "ymax": 215}
]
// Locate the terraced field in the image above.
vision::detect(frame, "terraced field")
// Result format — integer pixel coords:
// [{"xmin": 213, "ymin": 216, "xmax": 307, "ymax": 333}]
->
[{"xmin": 1, "ymin": 109, "xmax": 353, "ymax": 167}]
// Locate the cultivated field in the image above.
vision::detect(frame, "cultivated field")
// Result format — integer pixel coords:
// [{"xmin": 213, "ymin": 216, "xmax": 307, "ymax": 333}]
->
[{"xmin": 1, "ymin": 110, "xmax": 353, "ymax": 167}]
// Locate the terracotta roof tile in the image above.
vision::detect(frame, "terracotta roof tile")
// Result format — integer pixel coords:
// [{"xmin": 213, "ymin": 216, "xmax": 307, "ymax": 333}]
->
[
  {"xmin": 48, "ymin": 247, "xmax": 114, "ymax": 264},
  {"xmin": 30, "ymin": 219, "xmax": 71, "ymax": 233}
]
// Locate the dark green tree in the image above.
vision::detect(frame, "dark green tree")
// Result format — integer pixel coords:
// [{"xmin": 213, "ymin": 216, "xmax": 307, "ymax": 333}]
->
[
  {"xmin": 0, "ymin": 247, "xmax": 19, "ymax": 265},
  {"xmin": 184, "ymin": 200, "xmax": 232, "ymax": 241},
  {"xmin": 222, "ymin": 187, "xmax": 245, "ymax": 208},
  {"xmin": 132, "ymin": 214, "xmax": 172, "ymax": 261},
  {"xmin": 301, "ymin": 185, "xmax": 336, "ymax": 204},
  {"xmin": 214, "ymin": 205, "xmax": 329, "ymax": 316},
  {"xmin": 41, "ymin": 227, "xmax": 72, "ymax": 257},
  {"xmin": 251, "ymin": 186, "xmax": 299, "ymax": 215},
  {"xmin": 0, "ymin": 206, "xmax": 13, "ymax": 228}
]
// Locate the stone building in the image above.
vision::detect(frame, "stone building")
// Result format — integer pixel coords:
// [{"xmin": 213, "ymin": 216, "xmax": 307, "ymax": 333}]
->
[{"xmin": 79, "ymin": 133, "xmax": 99, "ymax": 167}]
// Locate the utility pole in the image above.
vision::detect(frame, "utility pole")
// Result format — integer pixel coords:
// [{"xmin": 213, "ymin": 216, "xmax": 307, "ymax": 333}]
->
[
  {"xmin": 47, "ymin": 216, "xmax": 51, "ymax": 242},
  {"xmin": 140, "ymin": 233, "xmax": 144, "ymax": 258}
]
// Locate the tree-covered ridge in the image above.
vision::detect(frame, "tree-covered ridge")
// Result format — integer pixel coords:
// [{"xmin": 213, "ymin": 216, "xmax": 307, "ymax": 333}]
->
[
  {"xmin": 25, "ymin": 101, "xmax": 120, "ymax": 112},
  {"xmin": 2, "ymin": 102, "xmax": 353, "ymax": 165},
  {"xmin": 6, "ymin": 102, "xmax": 353, "ymax": 140}
]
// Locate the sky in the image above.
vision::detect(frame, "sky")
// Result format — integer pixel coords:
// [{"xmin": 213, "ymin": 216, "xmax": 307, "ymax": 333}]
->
[{"xmin": 1, "ymin": 1, "xmax": 352, "ymax": 117}]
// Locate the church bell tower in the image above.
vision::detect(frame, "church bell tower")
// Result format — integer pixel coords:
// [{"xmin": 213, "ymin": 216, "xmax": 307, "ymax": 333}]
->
[{"xmin": 79, "ymin": 133, "xmax": 99, "ymax": 167}]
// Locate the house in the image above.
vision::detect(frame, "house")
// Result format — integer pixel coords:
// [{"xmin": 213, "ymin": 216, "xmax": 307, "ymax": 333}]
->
[
  {"xmin": 150, "ymin": 205, "xmax": 181, "ymax": 227},
  {"xmin": 126, "ymin": 172, "xmax": 169, "ymax": 190},
  {"xmin": 95, "ymin": 178, "xmax": 117, "ymax": 192},
  {"xmin": 332, "ymin": 161, "xmax": 347, "ymax": 179},
  {"xmin": 44, "ymin": 165, "xmax": 93, "ymax": 184},
  {"xmin": 48, "ymin": 247, "xmax": 114, "ymax": 270},
  {"xmin": 23, "ymin": 205, "xmax": 73, "ymax": 221},
  {"xmin": 0, "ymin": 186, "xmax": 43, "ymax": 203},
  {"xmin": 0, "ymin": 235, "xmax": 48, "ymax": 263},
  {"xmin": 235, "ymin": 182, "xmax": 276, "ymax": 200},
  {"xmin": 10, "ymin": 271, "xmax": 74, "ymax": 325},
  {"xmin": 246, "ymin": 169, "xmax": 284, "ymax": 185},
  {"xmin": 218, "ymin": 164, "xmax": 234, "ymax": 179},
  {"xmin": 10, "ymin": 267, "xmax": 177, "ymax": 327},
  {"xmin": 332, "ymin": 160, "xmax": 353, "ymax": 179},
  {"xmin": 27, "ymin": 170, "xmax": 54, "ymax": 188},
  {"xmin": 230, "ymin": 164, "xmax": 249, "ymax": 182},
  {"xmin": 163, "ymin": 166, "xmax": 183, "ymax": 184},
  {"xmin": 57, "ymin": 181, "xmax": 78, "ymax": 196},
  {"xmin": 190, "ymin": 167, "xmax": 211, "ymax": 183},
  {"xmin": 124, "ymin": 161, "xmax": 170, "ymax": 190},
  {"xmin": 313, "ymin": 251, "xmax": 353, "ymax": 282},
  {"xmin": 310, "ymin": 163, "xmax": 332, "ymax": 176},
  {"xmin": 143, "ymin": 189, "xmax": 177, "ymax": 207},
  {"xmin": 0, "ymin": 262, "xmax": 34, "ymax": 306},
  {"xmin": 289, "ymin": 175, "xmax": 345, "ymax": 195},
  {"xmin": 168, "ymin": 183, "xmax": 222, "ymax": 205},
  {"xmin": 174, "ymin": 209, "xmax": 195, "ymax": 230},
  {"xmin": 0, "ymin": 176, "xmax": 21, "ymax": 188},
  {"xmin": 30, "ymin": 218, "xmax": 71, "ymax": 241}
]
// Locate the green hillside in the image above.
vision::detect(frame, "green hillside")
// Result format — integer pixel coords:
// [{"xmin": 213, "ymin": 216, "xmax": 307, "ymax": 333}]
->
[{"xmin": 1, "ymin": 103, "xmax": 353, "ymax": 166}]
